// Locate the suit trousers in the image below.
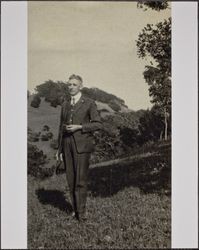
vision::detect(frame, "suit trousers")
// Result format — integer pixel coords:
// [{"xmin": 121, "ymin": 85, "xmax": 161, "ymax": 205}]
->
[{"xmin": 62, "ymin": 134, "xmax": 90, "ymax": 216}]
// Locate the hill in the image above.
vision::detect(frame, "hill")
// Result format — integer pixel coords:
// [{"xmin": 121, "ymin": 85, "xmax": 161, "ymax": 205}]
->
[
  {"xmin": 32, "ymin": 80, "xmax": 130, "ymax": 113},
  {"xmin": 28, "ymin": 86, "xmax": 144, "ymax": 178},
  {"xmin": 28, "ymin": 83, "xmax": 169, "ymax": 179}
]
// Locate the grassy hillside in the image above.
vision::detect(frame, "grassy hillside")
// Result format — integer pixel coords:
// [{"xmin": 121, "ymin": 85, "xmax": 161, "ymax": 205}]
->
[
  {"xmin": 28, "ymin": 96, "xmax": 116, "ymax": 164},
  {"xmin": 28, "ymin": 143, "xmax": 171, "ymax": 249},
  {"xmin": 28, "ymin": 91, "xmax": 171, "ymax": 249},
  {"xmin": 28, "ymin": 94, "xmax": 136, "ymax": 172}
]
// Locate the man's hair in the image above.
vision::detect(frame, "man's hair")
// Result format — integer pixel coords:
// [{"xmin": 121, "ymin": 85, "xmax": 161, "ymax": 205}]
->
[{"xmin": 68, "ymin": 74, "xmax": 83, "ymax": 84}]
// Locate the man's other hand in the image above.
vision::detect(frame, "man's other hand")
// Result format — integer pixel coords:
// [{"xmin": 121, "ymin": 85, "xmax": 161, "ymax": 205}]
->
[
  {"xmin": 65, "ymin": 124, "xmax": 82, "ymax": 133},
  {"xmin": 56, "ymin": 151, "xmax": 63, "ymax": 162}
]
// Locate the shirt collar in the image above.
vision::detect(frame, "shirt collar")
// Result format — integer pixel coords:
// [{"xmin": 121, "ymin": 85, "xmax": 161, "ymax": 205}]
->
[{"xmin": 71, "ymin": 91, "xmax": 82, "ymax": 104}]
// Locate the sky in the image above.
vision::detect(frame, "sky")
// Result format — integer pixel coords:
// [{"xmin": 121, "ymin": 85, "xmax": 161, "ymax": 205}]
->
[{"xmin": 28, "ymin": 1, "xmax": 170, "ymax": 110}]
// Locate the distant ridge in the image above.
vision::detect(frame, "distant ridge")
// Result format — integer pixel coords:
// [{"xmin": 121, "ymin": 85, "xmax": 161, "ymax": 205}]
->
[{"xmin": 29, "ymin": 80, "xmax": 132, "ymax": 115}]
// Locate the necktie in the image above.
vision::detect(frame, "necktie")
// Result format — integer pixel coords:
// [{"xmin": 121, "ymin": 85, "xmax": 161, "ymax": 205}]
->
[{"xmin": 72, "ymin": 97, "xmax": 75, "ymax": 106}]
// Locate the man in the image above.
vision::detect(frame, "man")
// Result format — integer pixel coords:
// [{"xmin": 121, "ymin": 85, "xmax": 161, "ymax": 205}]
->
[{"xmin": 56, "ymin": 74, "xmax": 102, "ymax": 222}]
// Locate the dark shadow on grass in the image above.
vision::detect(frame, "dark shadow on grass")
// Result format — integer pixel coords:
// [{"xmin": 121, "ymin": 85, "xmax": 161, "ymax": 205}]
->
[
  {"xmin": 35, "ymin": 189, "xmax": 73, "ymax": 213},
  {"xmin": 88, "ymin": 145, "xmax": 171, "ymax": 197}
]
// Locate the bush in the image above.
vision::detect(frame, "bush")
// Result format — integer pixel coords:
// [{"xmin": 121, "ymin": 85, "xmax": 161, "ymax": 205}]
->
[
  {"xmin": 41, "ymin": 132, "xmax": 53, "ymax": 141},
  {"xmin": 43, "ymin": 125, "xmax": 50, "ymax": 131},
  {"xmin": 28, "ymin": 143, "xmax": 55, "ymax": 179},
  {"xmin": 46, "ymin": 132, "xmax": 53, "ymax": 139},
  {"xmin": 120, "ymin": 127, "xmax": 139, "ymax": 147},
  {"xmin": 41, "ymin": 134, "xmax": 49, "ymax": 141},
  {"xmin": 31, "ymin": 94, "xmax": 41, "ymax": 108},
  {"xmin": 50, "ymin": 98, "xmax": 60, "ymax": 108},
  {"xmin": 28, "ymin": 143, "xmax": 46, "ymax": 176},
  {"xmin": 108, "ymin": 100, "xmax": 121, "ymax": 112},
  {"xmin": 28, "ymin": 128, "xmax": 40, "ymax": 142}
]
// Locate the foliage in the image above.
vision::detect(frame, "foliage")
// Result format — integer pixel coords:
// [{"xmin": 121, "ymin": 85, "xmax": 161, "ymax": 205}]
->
[
  {"xmin": 43, "ymin": 125, "xmax": 50, "ymax": 131},
  {"xmin": 120, "ymin": 127, "xmax": 139, "ymax": 147},
  {"xmin": 46, "ymin": 132, "xmax": 53, "ymax": 139},
  {"xmin": 28, "ymin": 133, "xmax": 40, "ymax": 142},
  {"xmin": 41, "ymin": 132, "xmax": 53, "ymax": 141},
  {"xmin": 35, "ymin": 80, "xmax": 70, "ymax": 105},
  {"xmin": 34, "ymin": 80, "xmax": 127, "ymax": 110},
  {"xmin": 108, "ymin": 100, "xmax": 121, "ymax": 112},
  {"xmin": 50, "ymin": 98, "xmax": 60, "ymax": 108},
  {"xmin": 28, "ymin": 127, "xmax": 40, "ymax": 142},
  {"xmin": 91, "ymin": 111, "xmax": 144, "ymax": 163},
  {"xmin": 91, "ymin": 106, "xmax": 170, "ymax": 164},
  {"xmin": 41, "ymin": 134, "xmax": 49, "ymax": 141},
  {"xmin": 28, "ymin": 143, "xmax": 56, "ymax": 179},
  {"xmin": 137, "ymin": 18, "xmax": 171, "ymax": 74},
  {"xmin": 136, "ymin": 17, "xmax": 171, "ymax": 140},
  {"xmin": 28, "ymin": 143, "xmax": 47, "ymax": 177},
  {"xmin": 30, "ymin": 94, "xmax": 41, "ymax": 108},
  {"xmin": 92, "ymin": 128, "xmax": 124, "ymax": 164},
  {"xmin": 138, "ymin": 107, "xmax": 165, "ymax": 144},
  {"xmin": 137, "ymin": 0, "xmax": 168, "ymax": 11}
]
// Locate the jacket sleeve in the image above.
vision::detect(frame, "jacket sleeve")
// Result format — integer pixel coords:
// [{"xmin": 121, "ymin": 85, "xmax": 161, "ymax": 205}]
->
[
  {"xmin": 82, "ymin": 100, "xmax": 103, "ymax": 133},
  {"xmin": 57, "ymin": 104, "xmax": 64, "ymax": 154}
]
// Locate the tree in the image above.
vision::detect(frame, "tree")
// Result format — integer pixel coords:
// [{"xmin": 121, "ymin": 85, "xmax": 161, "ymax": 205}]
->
[
  {"xmin": 138, "ymin": 106, "xmax": 166, "ymax": 144},
  {"xmin": 136, "ymin": 17, "xmax": 171, "ymax": 140},
  {"xmin": 35, "ymin": 80, "xmax": 70, "ymax": 105},
  {"xmin": 31, "ymin": 94, "xmax": 41, "ymax": 108},
  {"xmin": 137, "ymin": 1, "xmax": 169, "ymax": 11}
]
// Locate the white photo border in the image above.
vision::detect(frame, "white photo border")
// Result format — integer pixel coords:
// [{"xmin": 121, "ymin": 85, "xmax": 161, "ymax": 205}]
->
[{"xmin": 1, "ymin": 1, "xmax": 198, "ymax": 249}]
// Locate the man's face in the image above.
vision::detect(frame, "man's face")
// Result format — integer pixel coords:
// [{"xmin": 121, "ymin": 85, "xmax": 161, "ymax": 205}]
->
[{"xmin": 68, "ymin": 78, "xmax": 82, "ymax": 96}]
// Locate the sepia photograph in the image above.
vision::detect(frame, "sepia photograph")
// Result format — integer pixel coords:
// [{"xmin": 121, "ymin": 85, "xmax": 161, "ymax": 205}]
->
[
  {"xmin": 27, "ymin": 1, "xmax": 171, "ymax": 249},
  {"xmin": 1, "ymin": 1, "xmax": 198, "ymax": 249}
]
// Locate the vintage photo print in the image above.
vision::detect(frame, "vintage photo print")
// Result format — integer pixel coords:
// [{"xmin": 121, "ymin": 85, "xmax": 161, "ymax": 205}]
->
[
  {"xmin": 1, "ymin": 1, "xmax": 198, "ymax": 249},
  {"xmin": 27, "ymin": 1, "xmax": 171, "ymax": 249}
]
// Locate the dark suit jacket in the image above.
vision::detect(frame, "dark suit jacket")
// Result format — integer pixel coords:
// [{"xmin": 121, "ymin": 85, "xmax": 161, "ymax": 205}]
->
[{"xmin": 58, "ymin": 94, "xmax": 102, "ymax": 154}]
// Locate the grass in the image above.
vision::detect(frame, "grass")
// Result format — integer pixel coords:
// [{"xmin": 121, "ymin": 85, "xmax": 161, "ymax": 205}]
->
[
  {"xmin": 28, "ymin": 97, "xmax": 171, "ymax": 248},
  {"xmin": 28, "ymin": 146, "xmax": 171, "ymax": 249}
]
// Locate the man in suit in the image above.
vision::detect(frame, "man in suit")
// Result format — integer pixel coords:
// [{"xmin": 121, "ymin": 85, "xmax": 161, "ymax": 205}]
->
[{"xmin": 56, "ymin": 74, "xmax": 102, "ymax": 222}]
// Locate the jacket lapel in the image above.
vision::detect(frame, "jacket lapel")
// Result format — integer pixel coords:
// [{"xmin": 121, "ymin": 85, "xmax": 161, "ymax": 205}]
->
[
  {"xmin": 63, "ymin": 94, "xmax": 86, "ymax": 119},
  {"xmin": 73, "ymin": 95, "xmax": 86, "ymax": 113},
  {"xmin": 63, "ymin": 101, "xmax": 70, "ymax": 120}
]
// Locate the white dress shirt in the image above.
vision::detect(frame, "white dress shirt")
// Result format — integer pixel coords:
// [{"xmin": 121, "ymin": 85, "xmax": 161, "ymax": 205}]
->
[{"xmin": 71, "ymin": 91, "xmax": 82, "ymax": 105}]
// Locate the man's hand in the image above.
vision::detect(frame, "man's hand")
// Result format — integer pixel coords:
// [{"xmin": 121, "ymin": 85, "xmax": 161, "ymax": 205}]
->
[
  {"xmin": 56, "ymin": 151, "xmax": 63, "ymax": 162},
  {"xmin": 65, "ymin": 124, "xmax": 82, "ymax": 133}
]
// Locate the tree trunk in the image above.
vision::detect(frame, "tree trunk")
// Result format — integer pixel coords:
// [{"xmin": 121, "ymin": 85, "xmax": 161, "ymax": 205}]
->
[
  {"xmin": 164, "ymin": 108, "xmax": 168, "ymax": 140},
  {"xmin": 160, "ymin": 130, "xmax": 163, "ymax": 141}
]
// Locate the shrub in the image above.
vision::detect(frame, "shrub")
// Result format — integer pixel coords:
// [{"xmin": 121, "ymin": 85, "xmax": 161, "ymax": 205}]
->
[
  {"xmin": 28, "ymin": 143, "xmax": 46, "ymax": 176},
  {"xmin": 120, "ymin": 127, "xmax": 139, "ymax": 147},
  {"xmin": 40, "ymin": 131, "xmax": 53, "ymax": 141},
  {"xmin": 43, "ymin": 125, "xmax": 50, "ymax": 131},
  {"xmin": 46, "ymin": 132, "xmax": 53, "ymax": 139},
  {"xmin": 50, "ymin": 98, "xmax": 60, "ymax": 108},
  {"xmin": 28, "ymin": 143, "xmax": 55, "ymax": 179},
  {"xmin": 31, "ymin": 94, "xmax": 41, "ymax": 108},
  {"xmin": 41, "ymin": 134, "xmax": 49, "ymax": 141},
  {"xmin": 28, "ymin": 129, "xmax": 40, "ymax": 142},
  {"xmin": 108, "ymin": 100, "xmax": 121, "ymax": 112}
]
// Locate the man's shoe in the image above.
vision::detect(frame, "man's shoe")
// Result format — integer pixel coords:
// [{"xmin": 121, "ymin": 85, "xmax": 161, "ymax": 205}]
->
[{"xmin": 71, "ymin": 211, "xmax": 78, "ymax": 220}]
